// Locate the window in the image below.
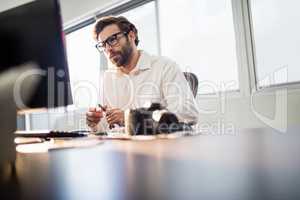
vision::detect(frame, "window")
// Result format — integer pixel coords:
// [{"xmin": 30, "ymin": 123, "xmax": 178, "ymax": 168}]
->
[
  {"xmin": 250, "ymin": 0, "xmax": 300, "ymax": 88},
  {"xmin": 65, "ymin": 1, "xmax": 159, "ymax": 108},
  {"xmin": 159, "ymin": 0, "xmax": 239, "ymax": 94},
  {"xmin": 121, "ymin": 1, "xmax": 159, "ymax": 55},
  {"xmin": 66, "ymin": 23, "xmax": 101, "ymax": 108}
]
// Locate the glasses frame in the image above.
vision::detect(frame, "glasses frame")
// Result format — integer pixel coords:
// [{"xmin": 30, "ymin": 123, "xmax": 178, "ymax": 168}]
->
[{"xmin": 95, "ymin": 31, "xmax": 128, "ymax": 52}]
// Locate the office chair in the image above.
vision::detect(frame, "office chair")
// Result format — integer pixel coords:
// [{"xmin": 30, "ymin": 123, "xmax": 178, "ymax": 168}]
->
[{"xmin": 183, "ymin": 72, "xmax": 198, "ymax": 97}]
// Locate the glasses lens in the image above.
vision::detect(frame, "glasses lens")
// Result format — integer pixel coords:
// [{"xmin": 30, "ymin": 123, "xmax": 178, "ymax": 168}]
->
[{"xmin": 106, "ymin": 34, "xmax": 118, "ymax": 46}]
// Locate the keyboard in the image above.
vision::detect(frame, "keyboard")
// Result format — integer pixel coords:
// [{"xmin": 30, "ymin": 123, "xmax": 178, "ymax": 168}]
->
[{"xmin": 14, "ymin": 130, "xmax": 89, "ymax": 138}]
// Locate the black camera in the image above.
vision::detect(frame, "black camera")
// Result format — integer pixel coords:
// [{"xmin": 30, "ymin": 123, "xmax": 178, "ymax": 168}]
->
[{"xmin": 125, "ymin": 103, "xmax": 192, "ymax": 135}]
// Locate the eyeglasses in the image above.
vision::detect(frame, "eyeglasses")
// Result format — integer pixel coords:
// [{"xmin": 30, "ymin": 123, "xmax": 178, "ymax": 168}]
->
[{"xmin": 95, "ymin": 31, "xmax": 128, "ymax": 52}]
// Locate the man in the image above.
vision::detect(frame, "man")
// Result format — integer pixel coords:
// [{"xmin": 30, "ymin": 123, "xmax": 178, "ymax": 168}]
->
[{"xmin": 86, "ymin": 16, "xmax": 199, "ymax": 132}]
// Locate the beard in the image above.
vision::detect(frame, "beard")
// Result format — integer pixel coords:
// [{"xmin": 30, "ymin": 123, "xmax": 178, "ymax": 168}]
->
[{"xmin": 109, "ymin": 40, "xmax": 133, "ymax": 67}]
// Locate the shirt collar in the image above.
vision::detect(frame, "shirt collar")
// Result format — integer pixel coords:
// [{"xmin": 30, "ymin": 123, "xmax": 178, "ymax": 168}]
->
[{"xmin": 135, "ymin": 50, "xmax": 151, "ymax": 71}]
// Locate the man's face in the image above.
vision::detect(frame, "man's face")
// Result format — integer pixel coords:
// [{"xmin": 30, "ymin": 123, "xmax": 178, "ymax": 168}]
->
[{"xmin": 98, "ymin": 24, "xmax": 133, "ymax": 67}]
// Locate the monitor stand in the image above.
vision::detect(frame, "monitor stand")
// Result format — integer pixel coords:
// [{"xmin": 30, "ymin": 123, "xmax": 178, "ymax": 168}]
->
[{"xmin": 0, "ymin": 63, "xmax": 40, "ymax": 166}]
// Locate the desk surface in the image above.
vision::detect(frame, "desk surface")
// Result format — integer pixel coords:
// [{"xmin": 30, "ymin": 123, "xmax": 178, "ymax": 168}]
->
[{"xmin": 1, "ymin": 127, "xmax": 300, "ymax": 200}]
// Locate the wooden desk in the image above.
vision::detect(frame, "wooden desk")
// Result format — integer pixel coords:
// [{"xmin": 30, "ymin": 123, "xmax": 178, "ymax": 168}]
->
[{"xmin": 1, "ymin": 127, "xmax": 300, "ymax": 199}]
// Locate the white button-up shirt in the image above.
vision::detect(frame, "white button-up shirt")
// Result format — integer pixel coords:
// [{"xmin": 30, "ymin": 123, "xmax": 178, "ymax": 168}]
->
[{"xmin": 97, "ymin": 50, "xmax": 199, "ymax": 131}]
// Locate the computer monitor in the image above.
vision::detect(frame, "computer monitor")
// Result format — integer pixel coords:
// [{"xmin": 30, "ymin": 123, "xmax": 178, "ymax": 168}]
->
[{"xmin": 0, "ymin": 0, "xmax": 73, "ymax": 108}]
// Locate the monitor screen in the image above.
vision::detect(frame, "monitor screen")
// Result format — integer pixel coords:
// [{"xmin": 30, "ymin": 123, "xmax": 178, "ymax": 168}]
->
[{"xmin": 0, "ymin": 0, "xmax": 73, "ymax": 108}]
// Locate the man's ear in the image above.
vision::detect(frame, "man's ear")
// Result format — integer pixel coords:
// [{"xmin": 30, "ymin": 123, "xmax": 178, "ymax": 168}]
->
[{"xmin": 128, "ymin": 31, "xmax": 136, "ymax": 43}]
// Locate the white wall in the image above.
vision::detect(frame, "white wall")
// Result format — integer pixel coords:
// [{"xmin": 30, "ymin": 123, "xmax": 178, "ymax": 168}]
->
[
  {"xmin": 197, "ymin": 90, "xmax": 300, "ymax": 134},
  {"xmin": 0, "ymin": 0, "xmax": 33, "ymax": 13},
  {"xmin": 60, "ymin": 0, "xmax": 122, "ymax": 25},
  {"xmin": 0, "ymin": 0, "xmax": 121, "ymax": 24}
]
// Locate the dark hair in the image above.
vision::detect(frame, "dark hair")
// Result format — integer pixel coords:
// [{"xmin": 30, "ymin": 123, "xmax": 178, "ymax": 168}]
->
[{"xmin": 93, "ymin": 16, "xmax": 139, "ymax": 46}]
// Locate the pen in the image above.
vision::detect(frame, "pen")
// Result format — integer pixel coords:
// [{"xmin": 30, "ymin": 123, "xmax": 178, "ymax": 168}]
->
[
  {"xmin": 98, "ymin": 103, "xmax": 106, "ymax": 112},
  {"xmin": 98, "ymin": 104, "xmax": 114, "ymax": 129}
]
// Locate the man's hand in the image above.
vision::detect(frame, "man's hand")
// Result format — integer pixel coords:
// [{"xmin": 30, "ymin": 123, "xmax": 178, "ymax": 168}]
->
[
  {"xmin": 86, "ymin": 107, "xmax": 106, "ymax": 128},
  {"xmin": 106, "ymin": 108, "xmax": 124, "ymax": 126}
]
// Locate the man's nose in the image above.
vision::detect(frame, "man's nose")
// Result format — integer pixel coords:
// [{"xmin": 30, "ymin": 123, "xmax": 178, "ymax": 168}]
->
[{"xmin": 105, "ymin": 44, "xmax": 113, "ymax": 53}]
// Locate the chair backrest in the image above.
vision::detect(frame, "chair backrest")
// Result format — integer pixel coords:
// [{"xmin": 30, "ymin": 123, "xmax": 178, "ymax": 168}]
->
[{"xmin": 183, "ymin": 72, "xmax": 198, "ymax": 97}]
